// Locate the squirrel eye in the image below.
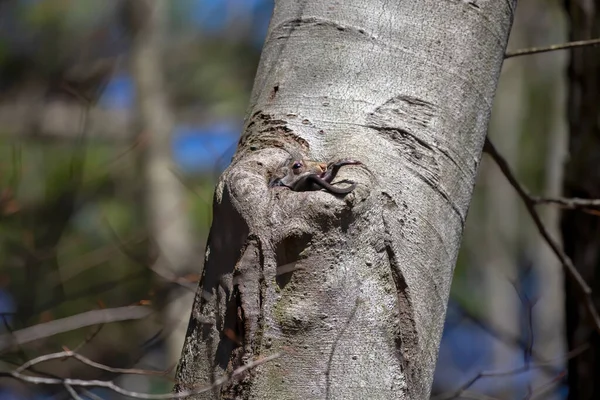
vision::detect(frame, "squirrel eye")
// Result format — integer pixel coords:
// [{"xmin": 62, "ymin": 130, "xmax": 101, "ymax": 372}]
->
[{"xmin": 292, "ymin": 161, "xmax": 302, "ymax": 170}]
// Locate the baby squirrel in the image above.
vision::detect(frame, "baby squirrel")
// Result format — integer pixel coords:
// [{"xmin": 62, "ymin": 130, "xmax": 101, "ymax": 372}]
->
[{"xmin": 269, "ymin": 158, "xmax": 361, "ymax": 195}]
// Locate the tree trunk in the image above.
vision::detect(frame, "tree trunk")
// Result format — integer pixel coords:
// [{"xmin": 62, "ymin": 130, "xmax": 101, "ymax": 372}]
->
[
  {"xmin": 563, "ymin": 0, "xmax": 600, "ymax": 398},
  {"xmin": 175, "ymin": 1, "xmax": 516, "ymax": 398}
]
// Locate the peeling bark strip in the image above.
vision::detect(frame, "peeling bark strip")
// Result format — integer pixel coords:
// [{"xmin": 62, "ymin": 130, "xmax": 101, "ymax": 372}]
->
[{"xmin": 175, "ymin": 0, "xmax": 516, "ymax": 399}]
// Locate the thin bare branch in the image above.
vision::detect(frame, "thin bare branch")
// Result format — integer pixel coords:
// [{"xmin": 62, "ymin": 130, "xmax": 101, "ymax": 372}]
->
[
  {"xmin": 0, "ymin": 306, "xmax": 152, "ymax": 352},
  {"xmin": 6, "ymin": 352, "xmax": 281, "ymax": 400},
  {"xmin": 508, "ymin": 280, "xmax": 536, "ymax": 366},
  {"xmin": 16, "ymin": 350, "xmax": 171, "ymax": 376},
  {"xmin": 70, "ymin": 322, "xmax": 105, "ymax": 354},
  {"xmin": 101, "ymin": 218, "xmax": 197, "ymax": 291},
  {"xmin": 505, "ymin": 38, "xmax": 600, "ymax": 58},
  {"xmin": 528, "ymin": 369, "xmax": 568, "ymax": 400},
  {"xmin": 81, "ymin": 389, "xmax": 105, "ymax": 400},
  {"xmin": 433, "ymin": 344, "xmax": 588, "ymax": 400},
  {"xmin": 64, "ymin": 384, "xmax": 84, "ymax": 400},
  {"xmin": 457, "ymin": 304, "xmax": 562, "ymax": 377},
  {"xmin": 532, "ymin": 196, "xmax": 600, "ymax": 209},
  {"xmin": 483, "ymin": 137, "xmax": 600, "ymax": 334},
  {"xmin": 454, "ymin": 391, "xmax": 501, "ymax": 400}
]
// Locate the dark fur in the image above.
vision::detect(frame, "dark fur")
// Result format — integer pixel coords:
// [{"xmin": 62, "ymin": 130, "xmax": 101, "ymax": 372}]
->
[{"xmin": 269, "ymin": 158, "xmax": 361, "ymax": 195}]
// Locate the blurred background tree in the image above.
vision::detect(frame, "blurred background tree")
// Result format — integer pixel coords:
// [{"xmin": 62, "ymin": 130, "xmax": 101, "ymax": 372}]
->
[{"xmin": 0, "ymin": 0, "xmax": 580, "ymax": 399}]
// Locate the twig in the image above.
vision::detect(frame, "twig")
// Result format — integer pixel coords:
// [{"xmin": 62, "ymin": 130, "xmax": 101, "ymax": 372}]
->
[
  {"xmin": 16, "ymin": 350, "xmax": 171, "ymax": 376},
  {"xmin": 457, "ymin": 305, "xmax": 562, "ymax": 378},
  {"xmin": 532, "ymin": 196, "xmax": 600, "ymax": 209},
  {"xmin": 0, "ymin": 306, "xmax": 152, "ymax": 352},
  {"xmin": 35, "ymin": 270, "xmax": 147, "ymax": 316},
  {"xmin": 101, "ymin": 211, "xmax": 197, "ymax": 292},
  {"xmin": 433, "ymin": 343, "xmax": 588, "ymax": 400},
  {"xmin": 6, "ymin": 352, "xmax": 281, "ymax": 400},
  {"xmin": 505, "ymin": 38, "xmax": 600, "ymax": 58},
  {"xmin": 64, "ymin": 384, "xmax": 84, "ymax": 400},
  {"xmin": 483, "ymin": 137, "xmax": 600, "ymax": 334},
  {"xmin": 433, "ymin": 366, "xmax": 529, "ymax": 400},
  {"xmin": 69, "ymin": 322, "xmax": 105, "ymax": 354},
  {"xmin": 453, "ymin": 391, "xmax": 501, "ymax": 400},
  {"xmin": 528, "ymin": 369, "xmax": 568, "ymax": 400},
  {"xmin": 80, "ymin": 389, "xmax": 105, "ymax": 400},
  {"xmin": 508, "ymin": 281, "xmax": 535, "ymax": 366}
]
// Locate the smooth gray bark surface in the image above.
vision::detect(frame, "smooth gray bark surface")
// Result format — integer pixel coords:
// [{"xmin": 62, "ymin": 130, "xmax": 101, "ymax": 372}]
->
[{"xmin": 176, "ymin": 1, "xmax": 516, "ymax": 399}]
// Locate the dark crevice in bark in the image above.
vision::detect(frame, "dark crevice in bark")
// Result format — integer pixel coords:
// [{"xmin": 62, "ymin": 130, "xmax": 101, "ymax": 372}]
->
[
  {"xmin": 217, "ymin": 236, "xmax": 266, "ymax": 398},
  {"xmin": 270, "ymin": 17, "xmax": 378, "ymax": 41},
  {"xmin": 252, "ymin": 237, "xmax": 267, "ymax": 358},
  {"xmin": 275, "ymin": 232, "xmax": 313, "ymax": 288},
  {"xmin": 237, "ymin": 111, "xmax": 310, "ymax": 160},
  {"xmin": 369, "ymin": 94, "xmax": 437, "ymax": 129},
  {"xmin": 216, "ymin": 286, "xmax": 243, "ymax": 370},
  {"xmin": 257, "ymin": 252, "xmax": 267, "ymax": 384},
  {"xmin": 367, "ymin": 125, "xmax": 435, "ymax": 152},
  {"xmin": 268, "ymin": 84, "xmax": 279, "ymax": 100},
  {"xmin": 381, "ymin": 192, "xmax": 420, "ymax": 399}
]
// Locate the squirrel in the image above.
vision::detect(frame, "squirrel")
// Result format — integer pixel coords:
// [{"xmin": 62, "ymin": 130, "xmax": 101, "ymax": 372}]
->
[{"xmin": 269, "ymin": 158, "xmax": 361, "ymax": 195}]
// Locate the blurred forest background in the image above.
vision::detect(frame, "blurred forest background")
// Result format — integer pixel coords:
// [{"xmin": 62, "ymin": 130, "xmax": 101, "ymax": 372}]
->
[{"xmin": 0, "ymin": 0, "xmax": 572, "ymax": 399}]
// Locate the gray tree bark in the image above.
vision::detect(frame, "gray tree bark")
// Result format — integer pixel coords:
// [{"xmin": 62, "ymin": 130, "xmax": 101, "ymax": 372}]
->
[{"xmin": 175, "ymin": 1, "xmax": 516, "ymax": 399}]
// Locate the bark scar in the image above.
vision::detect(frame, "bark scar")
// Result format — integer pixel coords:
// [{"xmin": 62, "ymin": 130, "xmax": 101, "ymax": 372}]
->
[
  {"xmin": 270, "ymin": 17, "xmax": 377, "ymax": 41},
  {"xmin": 236, "ymin": 111, "xmax": 309, "ymax": 162},
  {"xmin": 367, "ymin": 95, "xmax": 466, "ymax": 225}
]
